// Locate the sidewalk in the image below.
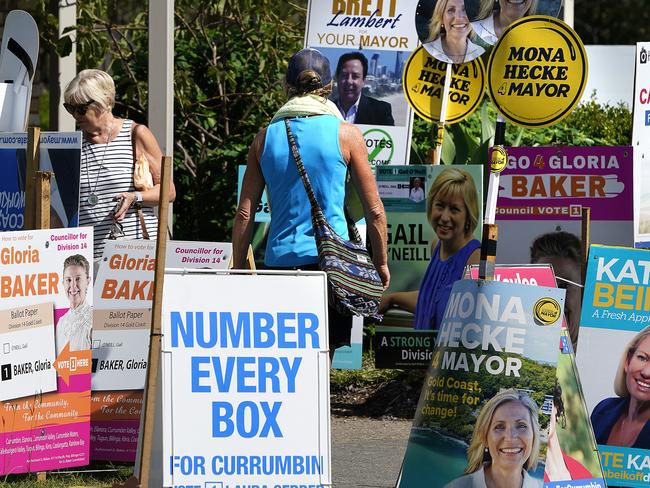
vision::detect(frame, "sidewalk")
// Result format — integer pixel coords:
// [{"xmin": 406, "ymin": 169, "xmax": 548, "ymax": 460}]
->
[{"xmin": 331, "ymin": 416, "xmax": 412, "ymax": 488}]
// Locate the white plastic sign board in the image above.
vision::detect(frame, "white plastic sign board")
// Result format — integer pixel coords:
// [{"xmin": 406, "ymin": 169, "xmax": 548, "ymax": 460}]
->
[
  {"xmin": 161, "ymin": 270, "xmax": 331, "ymax": 488},
  {"xmin": 92, "ymin": 240, "xmax": 155, "ymax": 390},
  {"xmin": 0, "ymin": 302, "xmax": 56, "ymax": 401},
  {"xmin": 92, "ymin": 240, "xmax": 233, "ymax": 391}
]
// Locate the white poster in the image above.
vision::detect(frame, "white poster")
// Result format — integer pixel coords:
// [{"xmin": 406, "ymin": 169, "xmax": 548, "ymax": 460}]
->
[
  {"xmin": 92, "ymin": 240, "xmax": 235, "ymax": 391},
  {"xmin": 92, "ymin": 240, "xmax": 155, "ymax": 390},
  {"xmin": 161, "ymin": 270, "xmax": 331, "ymax": 488},
  {"xmin": 305, "ymin": 0, "xmax": 418, "ymax": 165},
  {"xmin": 0, "ymin": 303, "xmax": 56, "ymax": 401}
]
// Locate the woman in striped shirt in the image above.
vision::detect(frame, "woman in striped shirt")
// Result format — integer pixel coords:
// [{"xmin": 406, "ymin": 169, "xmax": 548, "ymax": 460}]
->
[{"xmin": 63, "ymin": 69, "xmax": 175, "ymax": 260}]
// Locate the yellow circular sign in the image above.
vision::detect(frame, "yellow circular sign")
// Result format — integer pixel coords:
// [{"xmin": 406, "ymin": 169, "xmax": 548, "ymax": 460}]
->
[
  {"xmin": 487, "ymin": 16, "xmax": 588, "ymax": 128},
  {"xmin": 533, "ymin": 297, "xmax": 562, "ymax": 326},
  {"xmin": 490, "ymin": 146, "xmax": 507, "ymax": 173},
  {"xmin": 403, "ymin": 46, "xmax": 486, "ymax": 124}
]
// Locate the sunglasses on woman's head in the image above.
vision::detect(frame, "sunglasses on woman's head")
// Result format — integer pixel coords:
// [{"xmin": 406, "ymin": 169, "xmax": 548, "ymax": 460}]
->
[{"xmin": 63, "ymin": 99, "xmax": 95, "ymax": 116}]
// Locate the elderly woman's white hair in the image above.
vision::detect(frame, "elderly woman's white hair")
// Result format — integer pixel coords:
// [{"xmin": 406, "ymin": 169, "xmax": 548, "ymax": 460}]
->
[
  {"xmin": 614, "ymin": 326, "xmax": 650, "ymax": 397},
  {"xmin": 63, "ymin": 69, "xmax": 115, "ymax": 112}
]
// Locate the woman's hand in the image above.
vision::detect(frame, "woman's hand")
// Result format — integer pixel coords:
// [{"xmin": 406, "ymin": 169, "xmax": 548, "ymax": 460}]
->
[
  {"xmin": 379, "ymin": 291, "xmax": 394, "ymax": 314},
  {"xmin": 112, "ymin": 192, "xmax": 137, "ymax": 220},
  {"xmin": 377, "ymin": 264, "xmax": 390, "ymax": 290}
]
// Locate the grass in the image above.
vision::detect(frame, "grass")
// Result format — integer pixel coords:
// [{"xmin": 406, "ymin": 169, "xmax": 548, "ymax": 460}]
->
[{"xmin": 0, "ymin": 464, "xmax": 132, "ymax": 487}]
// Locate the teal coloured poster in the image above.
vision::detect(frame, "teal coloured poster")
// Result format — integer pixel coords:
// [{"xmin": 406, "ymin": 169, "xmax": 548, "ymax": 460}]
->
[{"xmin": 398, "ymin": 279, "xmax": 565, "ymax": 487}]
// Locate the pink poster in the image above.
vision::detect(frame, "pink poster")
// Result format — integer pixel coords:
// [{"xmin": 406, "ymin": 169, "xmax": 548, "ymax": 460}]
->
[
  {"xmin": 496, "ymin": 146, "xmax": 633, "ymax": 263},
  {"xmin": 0, "ymin": 228, "xmax": 93, "ymax": 474}
]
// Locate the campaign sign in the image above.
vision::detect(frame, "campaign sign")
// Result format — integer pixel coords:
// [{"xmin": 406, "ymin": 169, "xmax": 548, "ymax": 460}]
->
[
  {"xmin": 90, "ymin": 240, "xmax": 239, "ymax": 461},
  {"xmin": 305, "ymin": 0, "xmax": 417, "ymax": 164},
  {"xmin": 0, "ymin": 131, "xmax": 82, "ymax": 231},
  {"xmin": 380, "ymin": 164, "xmax": 483, "ymax": 296},
  {"xmin": 496, "ymin": 146, "xmax": 633, "ymax": 264},
  {"xmin": 398, "ymin": 279, "xmax": 565, "ymax": 487},
  {"xmin": 92, "ymin": 240, "xmax": 156, "ymax": 391},
  {"xmin": 487, "ymin": 16, "xmax": 587, "ymax": 128},
  {"xmin": 374, "ymin": 326, "xmax": 436, "ymax": 369},
  {"xmin": 576, "ymin": 245, "xmax": 650, "ymax": 487},
  {"xmin": 161, "ymin": 270, "xmax": 331, "ymax": 487},
  {"xmin": 633, "ymin": 42, "xmax": 650, "ymax": 247},
  {"xmin": 403, "ymin": 47, "xmax": 486, "ymax": 124},
  {"xmin": 467, "ymin": 265, "xmax": 605, "ymax": 487},
  {"xmin": 0, "ymin": 227, "xmax": 93, "ymax": 474},
  {"xmin": 166, "ymin": 240, "xmax": 232, "ymax": 269},
  {"xmin": 0, "ymin": 303, "xmax": 56, "ymax": 401}
]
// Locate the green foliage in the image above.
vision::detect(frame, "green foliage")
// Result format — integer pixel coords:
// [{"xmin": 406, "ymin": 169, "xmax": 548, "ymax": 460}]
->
[
  {"xmin": 411, "ymin": 95, "xmax": 632, "ymax": 165},
  {"xmin": 35, "ymin": 0, "xmax": 633, "ymax": 240},
  {"xmin": 37, "ymin": 0, "xmax": 306, "ymax": 240},
  {"xmin": 330, "ymin": 352, "xmax": 425, "ymax": 394}
]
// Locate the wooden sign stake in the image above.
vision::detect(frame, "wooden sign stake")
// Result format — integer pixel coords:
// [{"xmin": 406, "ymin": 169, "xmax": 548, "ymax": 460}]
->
[
  {"xmin": 114, "ymin": 156, "xmax": 173, "ymax": 488},
  {"xmin": 24, "ymin": 127, "xmax": 40, "ymax": 230},
  {"xmin": 580, "ymin": 207, "xmax": 590, "ymax": 289},
  {"xmin": 137, "ymin": 155, "xmax": 172, "ymax": 487},
  {"xmin": 35, "ymin": 171, "xmax": 53, "ymax": 230}
]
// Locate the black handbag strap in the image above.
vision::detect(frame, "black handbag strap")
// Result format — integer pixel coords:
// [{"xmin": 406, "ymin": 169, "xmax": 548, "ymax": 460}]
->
[{"xmin": 284, "ymin": 118, "xmax": 363, "ymax": 243}]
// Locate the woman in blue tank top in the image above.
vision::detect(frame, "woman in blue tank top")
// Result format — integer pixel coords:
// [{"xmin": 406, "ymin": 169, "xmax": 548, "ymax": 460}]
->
[
  {"xmin": 232, "ymin": 48, "xmax": 390, "ymax": 350},
  {"xmin": 380, "ymin": 168, "xmax": 480, "ymax": 331}
]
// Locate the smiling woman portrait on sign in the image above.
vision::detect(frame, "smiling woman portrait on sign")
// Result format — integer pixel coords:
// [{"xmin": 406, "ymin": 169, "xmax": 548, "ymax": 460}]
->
[
  {"xmin": 591, "ymin": 327, "xmax": 650, "ymax": 450},
  {"xmin": 56, "ymin": 254, "xmax": 92, "ymax": 354},
  {"xmin": 471, "ymin": 0, "xmax": 538, "ymax": 46},
  {"xmin": 379, "ymin": 168, "xmax": 480, "ymax": 332},
  {"xmin": 445, "ymin": 389, "xmax": 542, "ymax": 488},
  {"xmin": 64, "ymin": 69, "xmax": 176, "ymax": 261},
  {"xmin": 423, "ymin": 0, "xmax": 485, "ymax": 64}
]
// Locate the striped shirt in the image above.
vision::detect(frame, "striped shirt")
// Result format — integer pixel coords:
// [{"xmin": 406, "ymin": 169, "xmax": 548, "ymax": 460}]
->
[{"xmin": 79, "ymin": 119, "xmax": 157, "ymax": 259}]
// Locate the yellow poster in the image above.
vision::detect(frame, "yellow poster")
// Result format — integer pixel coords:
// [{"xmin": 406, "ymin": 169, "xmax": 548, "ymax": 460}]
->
[
  {"xmin": 487, "ymin": 15, "xmax": 588, "ymax": 128},
  {"xmin": 403, "ymin": 46, "xmax": 485, "ymax": 124}
]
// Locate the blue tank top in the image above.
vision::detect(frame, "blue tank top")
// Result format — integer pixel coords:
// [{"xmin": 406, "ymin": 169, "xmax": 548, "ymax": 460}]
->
[
  {"xmin": 414, "ymin": 239, "xmax": 481, "ymax": 331},
  {"xmin": 260, "ymin": 115, "xmax": 348, "ymax": 266}
]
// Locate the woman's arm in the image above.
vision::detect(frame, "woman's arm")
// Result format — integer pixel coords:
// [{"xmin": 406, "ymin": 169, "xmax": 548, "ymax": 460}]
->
[
  {"xmin": 466, "ymin": 247, "xmax": 480, "ymax": 266},
  {"xmin": 379, "ymin": 290, "xmax": 419, "ymax": 314},
  {"xmin": 114, "ymin": 123, "xmax": 176, "ymax": 219},
  {"xmin": 339, "ymin": 122, "xmax": 390, "ymax": 289},
  {"xmin": 232, "ymin": 129, "xmax": 266, "ymax": 269}
]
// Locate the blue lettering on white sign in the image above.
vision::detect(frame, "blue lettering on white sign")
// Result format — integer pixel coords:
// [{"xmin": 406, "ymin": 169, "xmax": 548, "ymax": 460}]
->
[
  {"xmin": 212, "ymin": 401, "xmax": 283, "ymax": 438},
  {"xmin": 170, "ymin": 311, "xmax": 320, "ymax": 349},
  {"xmin": 191, "ymin": 356, "xmax": 301, "ymax": 393}
]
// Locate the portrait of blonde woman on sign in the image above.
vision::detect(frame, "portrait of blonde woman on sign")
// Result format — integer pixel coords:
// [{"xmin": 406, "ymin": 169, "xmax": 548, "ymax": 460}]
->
[
  {"xmin": 445, "ymin": 389, "xmax": 542, "ymax": 488},
  {"xmin": 56, "ymin": 254, "xmax": 92, "ymax": 354},
  {"xmin": 379, "ymin": 168, "xmax": 480, "ymax": 332},
  {"xmin": 471, "ymin": 0, "xmax": 538, "ymax": 46},
  {"xmin": 422, "ymin": 0, "xmax": 485, "ymax": 64},
  {"xmin": 590, "ymin": 326, "xmax": 650, "ymax": 449}
]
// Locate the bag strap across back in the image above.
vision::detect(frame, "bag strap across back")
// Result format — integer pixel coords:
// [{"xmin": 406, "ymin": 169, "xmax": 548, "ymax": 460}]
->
[{"xmin": 283, "ymin": 118, "xmax": 363, "ymax": 244}]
